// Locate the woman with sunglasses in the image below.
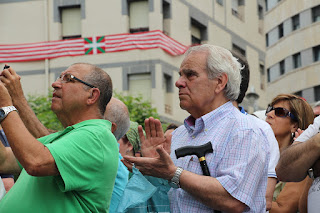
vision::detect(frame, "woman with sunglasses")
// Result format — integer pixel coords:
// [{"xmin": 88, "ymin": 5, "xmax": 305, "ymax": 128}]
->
[{"xmin": 266, "ymin": 94, "xmax": 314, "ymax": 213}]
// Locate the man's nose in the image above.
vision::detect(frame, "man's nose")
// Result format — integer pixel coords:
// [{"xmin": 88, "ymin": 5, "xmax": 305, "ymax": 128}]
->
[{"xmin": 175, "ymin": 76, "xmax": 186, "ymax": 88}]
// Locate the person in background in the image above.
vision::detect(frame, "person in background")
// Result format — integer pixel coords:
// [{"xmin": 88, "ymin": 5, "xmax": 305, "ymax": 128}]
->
[
  {"xmin": 0, "ymin": 63, "xmax": 118, "ymax": 212},
  {"xmin": 104, "ymin": 97, "xmax": 131, "ymax": 213},
  {"xmin": 124, "ymin": 44, "xmax": 269, "ymax": 212},
  {"xmin": 275, "ymin": 104, "xmax": 320, "ymax": 213},
  {"xmin": 0, "ymin": 125, "xmax": 15, "ymax": 192},
  {"xmin": 312, "ymin": 101, "xmax": 320, "ymax": 117},
  {"xmin": 118, "ymin": 121, "xmax": 143, "ymax": 158},
  {"xmin": 265, "ymin": 94, "xmax": 314, "ymax": 213},
  {"xmin": 231, "ymin": 50, "xmax": 280, "ymax": 211}
]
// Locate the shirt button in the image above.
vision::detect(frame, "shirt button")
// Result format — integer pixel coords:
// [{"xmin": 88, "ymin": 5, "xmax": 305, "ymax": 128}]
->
[{"xmin": 192, "ymin": 136, "xmax": 195, "ymax": 139}]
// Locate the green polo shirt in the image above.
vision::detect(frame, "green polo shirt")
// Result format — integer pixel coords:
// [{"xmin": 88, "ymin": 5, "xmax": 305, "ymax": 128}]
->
[{"xmin": 0, "ymin": 119, "xmax": 118, "ymax": 213}]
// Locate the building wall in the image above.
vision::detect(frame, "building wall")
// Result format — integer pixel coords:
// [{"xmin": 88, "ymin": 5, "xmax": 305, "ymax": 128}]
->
[
  {"xmin": 1, "ymin": 0, "xmax": 268, "ymax": 123},
  {"xmin": 265, "ymin": 0, "xmax": 320, "ymax": 104}
]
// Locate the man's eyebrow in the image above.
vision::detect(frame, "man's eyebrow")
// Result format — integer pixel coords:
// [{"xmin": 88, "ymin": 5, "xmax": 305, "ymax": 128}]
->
[{"xmin": 182, "ymin": 69, "xmax": 198, "ymax": 76}]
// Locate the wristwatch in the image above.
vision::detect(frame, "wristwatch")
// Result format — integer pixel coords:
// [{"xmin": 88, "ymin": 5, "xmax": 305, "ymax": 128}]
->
[
  {"xmin": 0, "ymin": 106, "xmax": 18, "ymax": 123},
  {"xmin": 168, "ymin": 167, "xmax": 183, "ymax": 188}
]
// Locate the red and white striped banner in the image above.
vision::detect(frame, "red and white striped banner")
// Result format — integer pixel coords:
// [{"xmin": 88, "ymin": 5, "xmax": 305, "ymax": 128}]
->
[{"xmin": 0, "ymin": 30, "xmax": 188, "ymax": 63}]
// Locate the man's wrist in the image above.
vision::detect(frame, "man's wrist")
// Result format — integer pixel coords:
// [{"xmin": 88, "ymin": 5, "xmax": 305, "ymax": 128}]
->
[{"xmin": 168, "ymin": 167, "xmax": 183, "ymax": 188}]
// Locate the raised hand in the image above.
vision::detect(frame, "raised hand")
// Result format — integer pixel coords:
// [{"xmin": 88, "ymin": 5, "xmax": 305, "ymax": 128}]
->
[
  {"xmin": 0, "ymin": 65, "xmax": 24, "ymax": 106},
  {"xmin": 139, "ymin": 117, "xmax": 170, "ymax": 158}
]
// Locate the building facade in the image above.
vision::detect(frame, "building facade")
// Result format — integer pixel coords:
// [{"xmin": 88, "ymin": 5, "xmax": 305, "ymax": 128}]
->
[
  {"xmin": 1, "ymin": 0, "xmax": 269, "ymax": 123},
  {"xmin": 265, "ymin": 0, "xmax": 320, "ymax": 105}
]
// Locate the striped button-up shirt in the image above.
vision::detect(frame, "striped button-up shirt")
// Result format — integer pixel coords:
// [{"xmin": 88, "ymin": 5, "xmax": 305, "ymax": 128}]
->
[{"xmin": 169, "ymin": 101, "xmax": 269, "ymax": 212}]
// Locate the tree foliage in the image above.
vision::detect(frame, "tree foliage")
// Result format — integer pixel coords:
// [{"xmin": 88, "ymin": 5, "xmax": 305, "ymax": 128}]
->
[
  {"xmin": 114, "ymin": 92, "xmax": 159, "ymax": 128},
  {"xmin": 27, "ymin": 92, "xmax": 64, "ymax": 131}
]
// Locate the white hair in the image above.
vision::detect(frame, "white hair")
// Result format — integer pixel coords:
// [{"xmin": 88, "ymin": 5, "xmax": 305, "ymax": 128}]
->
[{"xmin": 185, "ymin": 44, "xmax": 242, "ymax": 101}]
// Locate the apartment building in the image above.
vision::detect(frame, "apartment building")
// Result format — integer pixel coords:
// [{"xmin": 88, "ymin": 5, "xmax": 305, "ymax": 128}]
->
[
  {"xmin": 0, "ymin": 0, "xmax": 267, "ymax": 123},
  {"xmin": 265, "ymin": 0, "xmax": 320, "ymax": 105}
]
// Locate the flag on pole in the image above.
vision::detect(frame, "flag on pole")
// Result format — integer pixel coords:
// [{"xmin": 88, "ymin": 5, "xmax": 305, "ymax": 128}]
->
[{"xmin": 0, "ymin": 30, "xmax": 187, "ymax": 63}]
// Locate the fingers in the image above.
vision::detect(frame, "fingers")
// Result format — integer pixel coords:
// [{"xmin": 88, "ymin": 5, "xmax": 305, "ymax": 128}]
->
[
  {"xmin": 156, "ymin": 145, "xmax": 170, "ymax": 159},
  {"xmin": 138, "ymin": 125, "xmax": 146, "ymax": 143},
  {"xmin": 121, "ymin": 159, "xmax": 133, "ymax": 173},
  {"xmin": 154, "ymin": 119, "xmax": 164, "ymax": 138},
  {"xmin": 144, "ymin": 118, "xmax": 151, "ymax": 140}
]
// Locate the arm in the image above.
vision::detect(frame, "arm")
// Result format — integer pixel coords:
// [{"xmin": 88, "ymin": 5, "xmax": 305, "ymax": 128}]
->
[
  {"xmin": 124, "ymin": 146, "xmax": 246, "ymax": 212},
  {"xmin": 298, "ymin": 177, "xmax": 312, "ymax": 213},
  {"xmin": 270, "ymin": 178, "xmax": 308, "ymax": 213},
  {"xmin": 0, "ymin": 66, "xmax": 50, "ymax": 138},
  {"xmin": 124, "ymin": 117, "xmax": 246, "ymax": 212},
  {"xmin": 0, "ymin": 80, "xmax": 58, "ymax": 177},
  {"xmin": 0, "ymin": 142, "xmax": 21, "ymax": 175},
  {"xmin": 276, "ymin": 136, "xmax": 320, "ymax": 182},
  {"xmin": 266, "ymin": 177, "xmax": 277, "ymax": 211}
]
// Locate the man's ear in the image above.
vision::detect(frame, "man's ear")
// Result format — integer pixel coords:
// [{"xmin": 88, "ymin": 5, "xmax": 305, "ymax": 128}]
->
[
  {"xmin": 87, "ymin": 88, "xmax": 100, "ymax": 105},
  {"xmin": 111, "ymin": 122, "xmax": 117, "ymax": 134},
  {"xmin": 214, "ymin": 73, "xmax": 228, "ymax": 94}
]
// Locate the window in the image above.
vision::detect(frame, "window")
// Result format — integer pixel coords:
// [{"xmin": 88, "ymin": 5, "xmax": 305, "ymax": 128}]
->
[
  {"xmin": 315, "ymin": 85, "xmax": 320, "ymax": 101},
  {"xmin": 232, "ymin": 0, "xmax": 245, "ymax": 20},
  {"xmin": 260, "ymin": 64, "xmax": 265, "ymax": 90},
  {"xmin": 265, "ymin": 0, "xmax": 268, "ymax": 11},
  {"xmin": 163, "ymin": 74, "xmax": 173, "ymax": 114},
  {"xmin": 312, "ymin": 5, "xmax": 320, "ymax": 23},
  {"xmin": 295, "ymin": 91, "xmax": 302, "ymax": 98},
  {"xmin": 217, "ymin": 0, "xmax": 223, "ymax": 5},
  {"xmin": 191, "ymin": 18, "xmax": 207, "ymax": 45},
  {"xmin": 128, "ymin": 73, "xmax": 151, "ymax": 101},
  {"xmin": 293, "ymin": 53, "xmax": 301, "ymax": 69},
  {"xmin": 258, "ymin": 5, "xmax": 263, "ymax": 19},
  {"xmin": 279, "ymin": 60, "xmax": 285, "ymax": 75},
  {"xmin": 232, "ymin": 44, "xmax": 246, "ymax": 57},
  {"xmin": 314, "ymin": 45, "xmax": 320, "ymax": 62},
  {"xmin": 60, "ymin": 6, "xmax": 81, "ymax": 39},
  {"xmin": 162, "ymin": 0, "xmax": 170, "ymax": 35},
  {"xmin": 278, "ymin": 23, "xmax": 283, "ymax": 39},
  {"xmin": 292, "ymin": 14, "xmax": 300, "ymax": 31},
  {"xmin": 267, "ymin": 68, "xmax": 270, "ymax": 82},
  {"xmin": 266, "ymin": 33, "xmax": 269, "ymax": 47},
  {"xmin": 129, "ymin": 0, "xmax": 149, "ymax": 33}
]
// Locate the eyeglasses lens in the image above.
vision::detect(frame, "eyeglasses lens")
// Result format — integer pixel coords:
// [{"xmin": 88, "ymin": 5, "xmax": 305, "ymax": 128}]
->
[{"xmin": 274, "ymin": 108, "xmax": 287, "ymax": 117}]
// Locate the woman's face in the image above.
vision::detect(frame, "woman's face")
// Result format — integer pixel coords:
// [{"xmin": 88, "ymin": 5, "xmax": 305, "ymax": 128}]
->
[{"xmin": 266, "ymin": 101, "xmax": 297, "ymax": 139}]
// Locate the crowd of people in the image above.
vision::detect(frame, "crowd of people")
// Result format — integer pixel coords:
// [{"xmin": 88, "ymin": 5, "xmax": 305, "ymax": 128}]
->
[{"xmin": 0, "ymin": 44, "xmax": 318, "ymax": 212}]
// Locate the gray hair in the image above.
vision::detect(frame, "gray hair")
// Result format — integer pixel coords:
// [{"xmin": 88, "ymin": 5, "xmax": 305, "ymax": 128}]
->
[
  {"xmin": 104, "ymin": 98, "xmax": 130, "ymax": 141},
  {"xmin": 185, "ymin": 44, "xmax": 242, "ymax": 101},
  {"xmin": 72, "ymin": 63, "xmax": 113, "ymax": 115}
]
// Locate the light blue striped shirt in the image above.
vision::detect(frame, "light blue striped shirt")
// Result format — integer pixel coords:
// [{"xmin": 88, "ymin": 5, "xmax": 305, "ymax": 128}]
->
[{"xmin": 169, "ymin": 101, "xmax": 269, "ymax": 212}]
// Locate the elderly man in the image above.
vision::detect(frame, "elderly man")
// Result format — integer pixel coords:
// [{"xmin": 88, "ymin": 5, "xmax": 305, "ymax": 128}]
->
[
  {"xmin": 104, "ymin": 97, "xmax": 131, "ymax": 213},
  {"xmin": 124, "ymin": 44, "xmax": 269, "ymax": 212},
  {"xmin": 0, "ymin": 63, "xmax": 118, "ymax": 212}
]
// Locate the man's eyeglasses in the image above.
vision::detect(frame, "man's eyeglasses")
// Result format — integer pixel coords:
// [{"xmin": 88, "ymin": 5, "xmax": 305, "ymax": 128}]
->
[
  {"xmin": 265, "ymin": 105, "xmax": 297, "ymax": 121},
  {"xmin": 57, "ymin": 73, "xmax": 96, "ymax": 88}
]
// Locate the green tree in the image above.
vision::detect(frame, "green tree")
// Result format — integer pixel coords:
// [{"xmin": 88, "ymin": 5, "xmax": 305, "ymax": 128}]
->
[
  {"xmin": 114, "ymin": 92, "xmax": 159, "ymax": 128},
  {"xmin": 27, "ymin": 92, "xmax": 64, "ymax": 131}
]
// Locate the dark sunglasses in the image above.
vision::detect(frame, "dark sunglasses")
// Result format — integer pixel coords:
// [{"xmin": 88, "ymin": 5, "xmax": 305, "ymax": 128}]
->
[
  {"xmin": 57, "ymin": 73, "xmax": 96, "ymax": 88},
  {"xmin": 265, "ymin": 105, "xmax": 297, "ymax": 121}
]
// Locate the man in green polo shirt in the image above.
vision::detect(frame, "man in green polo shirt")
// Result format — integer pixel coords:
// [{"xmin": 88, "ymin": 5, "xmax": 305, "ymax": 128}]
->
[{"xmin": 0, "ymin": 63, "xmax": 118, "ymax": 212}]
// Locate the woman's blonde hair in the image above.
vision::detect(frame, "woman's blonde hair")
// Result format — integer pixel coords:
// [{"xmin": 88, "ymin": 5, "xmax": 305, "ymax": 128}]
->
[{"xmin": 271, "ymin": 94, "xmax": 314, "ymax": 130}]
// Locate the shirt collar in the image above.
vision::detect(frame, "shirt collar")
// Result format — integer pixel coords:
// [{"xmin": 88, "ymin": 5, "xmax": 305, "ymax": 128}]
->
[{"xmin": 184, "ymin": 101, "xmax": 234, "ymax": 135}]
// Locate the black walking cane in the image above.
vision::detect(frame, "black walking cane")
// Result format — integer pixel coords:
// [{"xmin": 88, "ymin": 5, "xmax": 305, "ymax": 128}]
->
[{"xmin": 175, "ymin": 141, "xmax": 221, "ymax": 213}]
